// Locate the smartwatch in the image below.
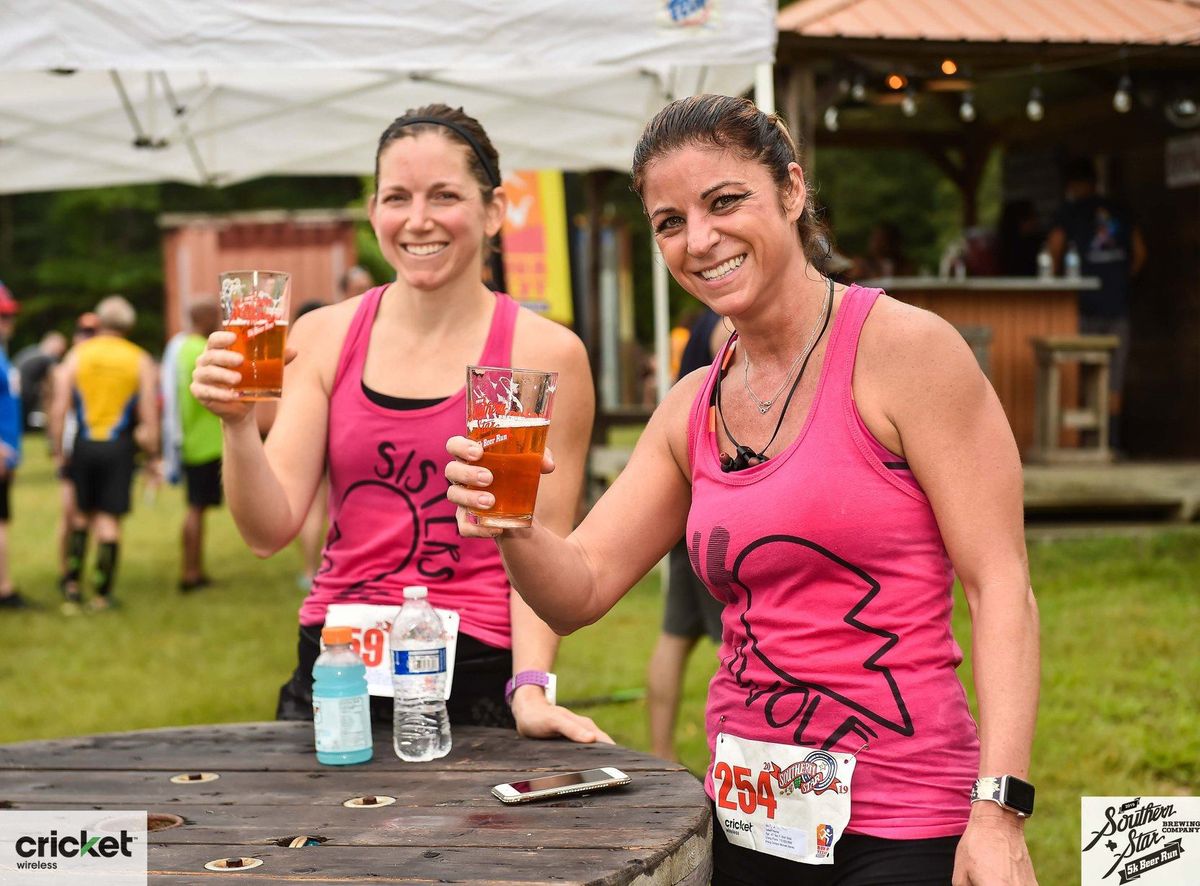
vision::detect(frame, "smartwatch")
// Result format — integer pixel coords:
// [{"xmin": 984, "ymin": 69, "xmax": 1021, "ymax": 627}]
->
[
  {"xmin": 971, "ymin": 775, "xmax": 1036, "ymax": 818},
  {"xmin": 504, "ymin": 671, "xmax": 557, "ymax": 706}
]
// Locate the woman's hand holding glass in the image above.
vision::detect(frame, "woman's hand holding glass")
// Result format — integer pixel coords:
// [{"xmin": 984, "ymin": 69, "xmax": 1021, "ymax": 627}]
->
[
  {"xmin": 444, "ymin": 435, "xmax": 556, "ymax": 538},
  {"xmin": 191, "ymin": 331, "xmax": 297, "ymax": 424}
]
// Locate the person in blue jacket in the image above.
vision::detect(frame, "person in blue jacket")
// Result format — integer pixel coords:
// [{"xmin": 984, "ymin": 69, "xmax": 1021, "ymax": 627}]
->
[{"xmin": 0, "ymin": 281, "xmax": 24, "ymax": 609}]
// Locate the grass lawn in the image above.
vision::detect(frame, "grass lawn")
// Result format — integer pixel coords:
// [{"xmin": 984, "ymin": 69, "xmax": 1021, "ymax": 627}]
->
[{"xmin": 2, "ymin": 438, "xmax": 1196, "ymax": 884}]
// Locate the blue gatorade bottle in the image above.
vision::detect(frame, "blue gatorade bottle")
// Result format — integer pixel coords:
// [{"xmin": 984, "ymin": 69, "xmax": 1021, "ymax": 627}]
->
[{"xmin": 312, "ymin": 626, "xmax": 373, "ymax": 765}]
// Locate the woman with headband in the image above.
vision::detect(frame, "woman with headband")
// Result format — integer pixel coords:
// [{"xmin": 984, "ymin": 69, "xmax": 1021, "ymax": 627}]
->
[
  {"xmin": 447, "ymin": 94, "xmax": 1038, "ymax": 883},
  {"xmin": 192, "ymin": 104, "xmax": 608, "ymax": 743}
]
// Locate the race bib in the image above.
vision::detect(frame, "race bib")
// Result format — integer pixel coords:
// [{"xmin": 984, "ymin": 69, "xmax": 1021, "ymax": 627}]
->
[
  {"xmin": 323, "ymin": 603, "xmax": 459, "ymax": 700},
  {"xmin": 712, "ymin": 731, "xmax": 856, "ymax": 865}
]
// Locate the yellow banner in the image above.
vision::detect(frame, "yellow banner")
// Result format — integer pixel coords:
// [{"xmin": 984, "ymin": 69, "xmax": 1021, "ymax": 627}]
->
[{"xmin": 500, "ymin": 170, "xmax": 573, "ymax": 325}]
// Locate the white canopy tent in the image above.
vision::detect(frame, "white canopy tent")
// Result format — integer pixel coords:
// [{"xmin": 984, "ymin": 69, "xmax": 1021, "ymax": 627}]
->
[
  {"xmin": 0, "ymin": 0, "xmax": 776, "ymax": 191},
  {"xmin": 0, "ymin": 0, "xmax": 778, "ymax": 400}
]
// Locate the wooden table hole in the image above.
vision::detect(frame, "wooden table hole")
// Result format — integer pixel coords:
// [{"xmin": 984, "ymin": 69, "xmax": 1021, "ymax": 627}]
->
[
  {"xmin": 342, "ymin": 795, "xmax": 395, "ymax": 808},
  {"xmin": 277, "ymin": 835, "xmax": 328, "ymax": 848},
  {"xmin": 148, "ymin": 813, "xmax": 185, "ymax": 831},
  {"xmin": 204, "ymin": 857, "xmax": 264, "ymax": 871}
]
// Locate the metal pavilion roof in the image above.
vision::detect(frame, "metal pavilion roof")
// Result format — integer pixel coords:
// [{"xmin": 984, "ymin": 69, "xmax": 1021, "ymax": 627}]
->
[{"xmin": 779, "ymin": 0, "xmax": 1200, "ymax": 46}]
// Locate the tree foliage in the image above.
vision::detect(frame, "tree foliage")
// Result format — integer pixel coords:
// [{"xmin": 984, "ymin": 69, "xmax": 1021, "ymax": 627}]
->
[{"xmin": 0, "ymin": 177, "xmax": 361, "ymax": 354}]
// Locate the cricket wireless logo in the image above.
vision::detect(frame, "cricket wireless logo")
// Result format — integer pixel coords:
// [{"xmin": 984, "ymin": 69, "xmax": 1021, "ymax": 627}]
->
[{"xmin": 13, "ymin": 828, "xmax": 136, "ymax": 870}]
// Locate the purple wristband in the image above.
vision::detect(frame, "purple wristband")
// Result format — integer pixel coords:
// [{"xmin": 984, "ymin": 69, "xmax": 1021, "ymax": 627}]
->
[{"xmin": 505, "ymin": 670, "xmax": 556, "ymax": 706}]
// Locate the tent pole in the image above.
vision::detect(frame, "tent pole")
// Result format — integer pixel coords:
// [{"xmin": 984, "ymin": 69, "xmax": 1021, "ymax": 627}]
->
[
  {"xmin": 755, "ymin": 63, "xmax": 776, "ymax": 114},
  {"xmin": 585, "ymin": 170, "xmax": 608, "ymax": 442},
  {"xmin": 652, "ymin": 239, "xmax": 670, "ymax": 403}
]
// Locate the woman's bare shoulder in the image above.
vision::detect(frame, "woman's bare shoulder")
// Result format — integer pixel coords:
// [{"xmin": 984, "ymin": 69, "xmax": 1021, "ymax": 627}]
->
[
  {"xmin": 511, "ymin": 306, "xmax": 588, "ymax": 370},
  {"xmin": 287, "ymin": 297, "xmax": 362, "ymax": 386},
  {"xmin": 857, "ymin": 291, "xmax": 988, "ymax": 425},
  {"xmin": 290, "ymin": 298, "xmax": 358, "ymax": 345},
  {"xmin": 859, "ymin": 293, "xmax": 970, "ymax": 372}
]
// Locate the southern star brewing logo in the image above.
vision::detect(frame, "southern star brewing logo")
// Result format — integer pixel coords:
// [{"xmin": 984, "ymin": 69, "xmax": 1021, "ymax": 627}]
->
[
  {"xmin": 1082, "ymin": 796, "xmax": 1199, "ymax": 885},
  {"xmin": 766, "ymin": 750, "xmax": 848, "ymax": 797}
]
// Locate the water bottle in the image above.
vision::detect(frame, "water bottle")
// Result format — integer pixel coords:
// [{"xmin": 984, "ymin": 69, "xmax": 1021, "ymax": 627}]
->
[
  {"xmin": 312, "ymin": 626, "xmax": 373, "ymax": 765},
  {"xmin": 1036, "ymin": 248, "xmax": 1054, "ymax": 279},
  {"xmin": 390, "ymin": 586, "xmax": 451, "ymax": 761},
  {"xmin": 1064, "ymin": 243, "xmax": 1082, "ymax": 279}
]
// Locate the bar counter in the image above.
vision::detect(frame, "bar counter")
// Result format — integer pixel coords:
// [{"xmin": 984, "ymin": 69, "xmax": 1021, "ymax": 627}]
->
[{"xmin": 861, "ymin": 276, "xmax": 1100, "ymax": 453}]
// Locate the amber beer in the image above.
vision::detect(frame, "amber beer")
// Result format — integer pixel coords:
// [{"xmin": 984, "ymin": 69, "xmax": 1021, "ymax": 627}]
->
[
  {"xmin": 467, "ymin": 417, "xmax": 550, "ymax": 527},
  {"xmin": 219, "ymin": 269, "xmax": 291, "ymax": 400},
  {"xmin": 226, "ymin": 319, "xmax": 288, "ymax": 399}
]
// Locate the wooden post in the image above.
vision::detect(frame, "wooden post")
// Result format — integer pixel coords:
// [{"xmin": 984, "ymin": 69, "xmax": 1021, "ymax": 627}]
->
[{"xmin": 783, "ymin": 64, "xmax": 817, "ymax": 175}]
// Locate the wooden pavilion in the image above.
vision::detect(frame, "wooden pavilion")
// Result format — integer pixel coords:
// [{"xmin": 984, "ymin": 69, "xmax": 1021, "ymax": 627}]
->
[{"xmin": 773, "ymin": 0, "xmax": 1200, "ymax": 460}]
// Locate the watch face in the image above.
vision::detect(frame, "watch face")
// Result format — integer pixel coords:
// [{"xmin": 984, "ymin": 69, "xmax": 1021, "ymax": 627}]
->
[{"xmin": 1003, "ymin": 776, "xmax": 1036, "ymax": 816}]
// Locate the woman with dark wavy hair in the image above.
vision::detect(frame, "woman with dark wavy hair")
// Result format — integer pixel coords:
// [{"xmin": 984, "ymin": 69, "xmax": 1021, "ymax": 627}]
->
[{"xmin": 448, "ymin": 94, "xmax": 1038, "ymax": 884}]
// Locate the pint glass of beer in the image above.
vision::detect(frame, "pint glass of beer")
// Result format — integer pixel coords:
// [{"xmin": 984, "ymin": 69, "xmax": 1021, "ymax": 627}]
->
[
  {"xmin": 219, "ymin": 270, "xmax": 291, "ymax": 399},
  {"xmin": 466, "ymin": 365, "xmax": 557, "ymax": 528}
]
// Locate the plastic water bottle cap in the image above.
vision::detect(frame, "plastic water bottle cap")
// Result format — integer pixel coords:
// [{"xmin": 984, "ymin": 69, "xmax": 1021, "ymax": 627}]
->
[
  {"xmin": 403, "ymin": 586, "xmax": 429, "ymax": 600},
  {"xmin": 321, "ymin": 626, "xmax": 353, "ymax": 645}
]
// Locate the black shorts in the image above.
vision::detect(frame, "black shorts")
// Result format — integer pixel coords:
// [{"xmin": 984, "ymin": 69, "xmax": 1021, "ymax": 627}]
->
[
  {"xmin": 184, "ymin": 458, "xmax": 223, "ymax": 508},
  {"xmin": 276, "ymin": 623, "xmax": 516, "ymax": 730},
  {"xmin": 712, "ymin": 812, "xmax": 960, "ymax": 885},
  {"xmin": 0, "ymin": 474, "xmax": 9, "ymax": 521},
  {"xmin": 663, "ymin": 541, "xmax": 724, "ymax": 643},
  {"xmin": 70, "ymin": 438, "xmax": 135, "ymax": 516}
]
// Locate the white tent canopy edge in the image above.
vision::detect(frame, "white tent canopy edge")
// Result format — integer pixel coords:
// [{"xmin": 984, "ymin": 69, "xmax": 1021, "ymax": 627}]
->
[
  {"xmin": 0, "ymin": 0, "xmax": 778, "ymax": 412},
  {"xmin": 0, "ymin": 0, "xmax": 777, "ymax": 190}
]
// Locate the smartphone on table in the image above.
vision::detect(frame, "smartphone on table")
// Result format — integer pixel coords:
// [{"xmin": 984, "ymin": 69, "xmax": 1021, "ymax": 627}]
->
[{"xmin": 491, "ymin": 767, "xmax": 630, "ymax": 803}]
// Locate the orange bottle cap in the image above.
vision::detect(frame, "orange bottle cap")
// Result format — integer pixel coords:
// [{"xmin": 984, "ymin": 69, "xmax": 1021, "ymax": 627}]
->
[{"xmin": 321, "ymin": 626, "xmax": 353, "ymax": 645}]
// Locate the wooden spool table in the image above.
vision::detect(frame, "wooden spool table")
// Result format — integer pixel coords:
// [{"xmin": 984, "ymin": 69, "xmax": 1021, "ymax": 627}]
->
[{"xmin": 0, "ymin": 722, "xmax": 712, "ymax": 885}]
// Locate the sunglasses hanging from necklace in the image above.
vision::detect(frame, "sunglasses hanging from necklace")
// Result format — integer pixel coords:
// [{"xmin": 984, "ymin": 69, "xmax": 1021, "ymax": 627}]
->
[{"xmin": 713, "ymin": 277, "xmax": 834, "ymax": 473}]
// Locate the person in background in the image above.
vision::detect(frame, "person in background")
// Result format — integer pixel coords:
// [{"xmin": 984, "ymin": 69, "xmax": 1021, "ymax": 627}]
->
[
  {"xmin": 813, "ymin": 203, "xmax": 854, "ymax": 284},
  {"xmin": 850, "ymin": 220, "xmax": 914, "ymax": 280},
  {"xmin": 160, "ymin": 318, "xmax": 191, "ymax": 489},
  {"xmin": 447, "ymin": 94, "xmax": 1038, "ymax": 884},
  {"xmin": 14, "ymin": 330, "xmax": 67, "ymax": 432},
  {"xmin": 0, "ymin": 282, "xmax": 24, "ymax": 609},
  {"xmin": 646, "ymin": 306, "xmax": 730, "ymax": 760},
  {"xmin": 48, "ymin": 296, "xmax": 159, "ymax": 613},
  {"xmin": 294, "ymin": 265, "xmax": 378, "ymax": 590},
  {"xmin": 338, "ymin": 265, "xmax": 375, "ymax": 303},
  {"xmin": 176, "ymin": 299, "xmax": 224, "ymax": 591},
  {"xmin": 50, "ymin": 313, "xmax": 100, "ymax": 600},
  {"xmin": 998, "ymin": 200, "xmax": 1043, "ymax": 277},
  {"xmin": 191, "ymin": 103, "xmax": 608, "ymax": 742},
  {"xmin": 668, "ymin": 307, "xmax": 710, "ymax": 381},
  {"xmin": 1045, "ymin": 158, "xmax": 1146, "ymax": 447}
]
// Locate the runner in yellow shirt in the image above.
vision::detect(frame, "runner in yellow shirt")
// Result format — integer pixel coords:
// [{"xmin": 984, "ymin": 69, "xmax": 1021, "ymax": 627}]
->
[{"xmin": 48, "ymin": 295, "xmax": 158, "ymax": 613}]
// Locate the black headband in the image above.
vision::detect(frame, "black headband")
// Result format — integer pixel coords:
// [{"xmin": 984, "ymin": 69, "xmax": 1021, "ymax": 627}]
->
[{"xmin": 395, "ymin": 116, "xmax": 501, "ymax": 188}]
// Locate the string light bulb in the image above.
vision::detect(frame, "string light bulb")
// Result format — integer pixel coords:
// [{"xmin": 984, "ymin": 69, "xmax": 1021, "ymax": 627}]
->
[
  {"xmin": 887, "ymin": 73, "xmax": 907, "ymax": 91},
  {"xmin": 1113, "ymin": 75, "xmax": 1133, "ymax": 114},
  {"xmin": 851, "ymin": 75, "xmax": 867, "ymax": 102},
  {"xmin": 901, "ymin": 88, "xmax": 918, "ymax": 118},
  {"xmin": 824, "ymin": 105, "xmax": 840, "ymax": 132},
  {"xmin": 941, "ymin": 59, "xmax": 958, "ymax": 76},
  {"xmin": 1026, "ymin": 86, "xmax": 1044, "ymax": 122},
  {"xmin": 959, "ymin": 91, "xmax": 976, "ymax": 123}
]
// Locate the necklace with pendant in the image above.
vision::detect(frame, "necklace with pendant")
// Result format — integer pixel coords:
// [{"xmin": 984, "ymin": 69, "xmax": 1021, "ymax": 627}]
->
[{"xmin": 742, "ymin": 279, "xmax": 833, "ymax": 414}]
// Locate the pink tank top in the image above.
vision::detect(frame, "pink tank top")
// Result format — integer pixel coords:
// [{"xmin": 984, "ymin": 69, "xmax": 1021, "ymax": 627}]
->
[
  {"xmin": 688, "ymin": 285, "xmax": 979, "ymax": 839},
  {"xmin": 299, "ymin": 286, "xmax": 518, "ymax": 649}
]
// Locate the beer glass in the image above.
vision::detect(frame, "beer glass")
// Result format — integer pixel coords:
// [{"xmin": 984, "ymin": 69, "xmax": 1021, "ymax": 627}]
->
[
  {"xmin": 219, "ymin": 270, "xmax": 291, "ymax": 399},
  {"xmin": 466, "ymin": 365, "xmax": 557, "ymax": 528}
]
